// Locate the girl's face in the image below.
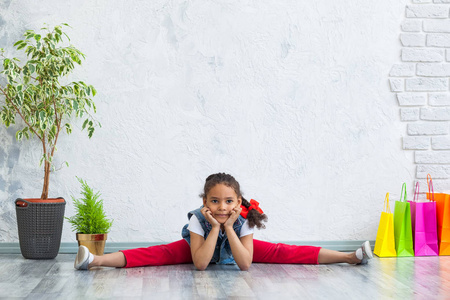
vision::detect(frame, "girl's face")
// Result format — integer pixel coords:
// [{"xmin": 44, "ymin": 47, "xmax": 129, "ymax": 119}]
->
[{"xmin": 203, "ymin": 183, "xmax": 242, "ymax": 224}]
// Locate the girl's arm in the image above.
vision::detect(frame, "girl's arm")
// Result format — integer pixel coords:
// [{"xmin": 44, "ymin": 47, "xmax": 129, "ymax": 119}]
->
[
  {"xmin": 190, "ymin": 207, "xmax": 221, "ymax": 271},
  {"xmin": 224, "ymin": 207, "xmax": 253, "ymax": 271},
  {"xmin": 225, "ymin": 229, "xmax": 253, "ymax": 271}
]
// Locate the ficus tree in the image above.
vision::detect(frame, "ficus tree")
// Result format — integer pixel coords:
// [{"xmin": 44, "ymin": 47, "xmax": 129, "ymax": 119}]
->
[{"xmin": 0, "ymin": 24, "xmax": 100, "ymax": 199}]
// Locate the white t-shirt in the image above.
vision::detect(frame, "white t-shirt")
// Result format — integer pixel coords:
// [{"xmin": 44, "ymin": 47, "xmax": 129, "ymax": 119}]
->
[{"xmin": 187, "ymin": 214, "xmax": 254, "ymax": 238}]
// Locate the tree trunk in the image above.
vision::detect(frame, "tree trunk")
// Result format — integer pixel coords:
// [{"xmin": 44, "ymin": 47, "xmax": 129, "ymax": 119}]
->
[{"xmin": 41, "ymin": 160, "xmax": 50, "ymax": 199}]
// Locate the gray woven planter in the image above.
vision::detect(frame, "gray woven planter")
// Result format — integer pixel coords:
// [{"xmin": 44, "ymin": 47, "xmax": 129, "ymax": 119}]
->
[{"xmin": 15, "ymin": 198, "xmax": 66, "ymax": 259}]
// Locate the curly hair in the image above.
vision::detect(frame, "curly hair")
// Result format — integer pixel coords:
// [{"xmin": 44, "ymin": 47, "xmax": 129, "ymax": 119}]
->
[{"xmin": 200, "ymin": 172, "xmax": 268, "ymax": 229}]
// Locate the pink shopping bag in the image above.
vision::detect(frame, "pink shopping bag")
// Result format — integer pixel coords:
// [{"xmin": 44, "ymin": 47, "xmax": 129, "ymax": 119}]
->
[{"xmin": 408, "ymin": 182, "xmax": 439, "ymax": 256}]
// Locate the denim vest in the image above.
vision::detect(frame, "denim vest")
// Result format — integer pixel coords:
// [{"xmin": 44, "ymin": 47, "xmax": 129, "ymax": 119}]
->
[{"xmin": 181, "ymin": 207, "xmax": 246, "ymax": 265}]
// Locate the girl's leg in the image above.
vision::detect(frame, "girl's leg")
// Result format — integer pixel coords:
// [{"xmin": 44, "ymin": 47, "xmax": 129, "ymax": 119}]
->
[
  {"xmin": 253, "ymin": 239, "xmax": 321, "ymax": 264},
  {"xmin": 317, "ymin": 248, "xmax": 360, "ymax": 264},
  {"xmin": 120, "ymin": 239, "xmax": 192, "ymax": 268},
  {"xmin": 90, "ymin": 251, "xmax": 126, "ymax": 268},
  {"xmin": 253, "ymin": 240, "xmax": 371, "ymax": 265},
  {"xmin": 83, "ymin": 239, "xmax": 192, "ymax": 269}
]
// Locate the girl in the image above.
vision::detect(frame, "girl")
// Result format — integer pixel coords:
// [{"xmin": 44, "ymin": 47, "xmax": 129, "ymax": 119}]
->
[{"xmin": 74, "ymin": 173, "xmax": 373, "ymax": 270}]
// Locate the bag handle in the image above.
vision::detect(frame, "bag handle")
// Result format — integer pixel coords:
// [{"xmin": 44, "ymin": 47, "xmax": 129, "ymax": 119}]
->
[
  {"xmin": 384, "ymin": 193, "xmax": 391, "ymax": 213},
  {"xmin": 427, "ymin": 174, "xmax": 435, "ymax": 202},
  {"xmin": 400, "ymin": 183, "xmax": 407, "ymax": 202},
  {"xmin": 413, "ymin": 182, "xmax": 419, "ymax": 202}
]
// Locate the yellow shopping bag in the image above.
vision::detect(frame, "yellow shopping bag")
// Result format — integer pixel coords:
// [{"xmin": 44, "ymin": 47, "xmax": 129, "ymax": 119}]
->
[{"xmin": 374, "ymin": 193, "xmax": 397, "ymax": 257}]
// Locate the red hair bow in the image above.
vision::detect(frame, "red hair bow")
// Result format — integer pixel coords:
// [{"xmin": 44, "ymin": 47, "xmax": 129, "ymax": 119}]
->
[{"xmin": 240, "ymin": 199, "xmax": 264, "ymax": 219}]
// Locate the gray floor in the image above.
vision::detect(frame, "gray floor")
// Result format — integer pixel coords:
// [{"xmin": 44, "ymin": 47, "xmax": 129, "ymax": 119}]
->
[{"xmin": 0, "ymin": 254, "xmax": 449, "ymax": 299}]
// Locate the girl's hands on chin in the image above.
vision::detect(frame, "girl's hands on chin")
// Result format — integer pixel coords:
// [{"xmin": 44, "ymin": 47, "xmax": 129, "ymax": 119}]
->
[
  {"xmin": 201, "ymin": 206, "xmax": 221, "ymax": 228},
  {"xmin": 224, "ymin": 206, "xmax": 242, "ymax": 229}
]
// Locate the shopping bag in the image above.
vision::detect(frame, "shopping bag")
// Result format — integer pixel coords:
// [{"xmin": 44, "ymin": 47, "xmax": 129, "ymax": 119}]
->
[
  {"xmin": 393, "ymin": 183, "xmax": 414, "ymax": 257},
  {"xmin": 374, "ymin": 193, "xmax": 397, "ymax": 257},
  {"xmin": 409, "ymin": 180, "xmax": 439, "ymax": 256},
  {"xmin": 426, "ymin": 174, "xmax": 450, "ymax": 255}
]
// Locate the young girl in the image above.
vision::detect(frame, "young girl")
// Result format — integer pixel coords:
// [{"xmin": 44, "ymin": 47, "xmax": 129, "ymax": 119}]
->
[{"xmin": 74, "ymin": 173, "xmax": 373, "ymax": 270}]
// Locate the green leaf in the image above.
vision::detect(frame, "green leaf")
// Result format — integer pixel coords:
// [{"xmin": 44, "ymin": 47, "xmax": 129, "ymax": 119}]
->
[
  {"xmin": 3, "ymin": 58, "xmax": 10, "ymax": 68},
  {"xmin": 88, "ymin": 127, "xmax": 94, "ymax": 138},
  {"xmin": 17, "ymin": 42, "xmax": 27, "ymax": 50},
  {"xmin": 65, "ymin": 123, "xmax": 72, "ymax": 134},
  {"xmin": 21, "ymin": 127, "xmax": 30, "ymax": 139},
  {"xmin": 63, "ymin": 32, "xmax": 71, "ymax": 42},
  {"xmin": 16, "ymin": 92, "xmax": 23, "ymax": 106},
  {"xmin": 13, "ymin": 40, "xmax": 23, "ymax": 47},
  {"xmin": 15, "ymin": 130, "xmax": 23, "ymax": 141},
  {"xmin": 39, "ymin": 111, "xmax": 46, "ymax": 124},
  {"xmin": 82, "ymin": 119, "xmax": 89, "ymax": 130}
]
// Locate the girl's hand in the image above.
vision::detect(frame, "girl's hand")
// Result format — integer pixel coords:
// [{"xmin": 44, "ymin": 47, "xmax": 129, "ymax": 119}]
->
[
  {"xmin": 201, "ymin": 206, "xmax": 221, "ymax": 228},
  {"xmin": 224, "ymin": 206, "xmax": 242, "ymax": 229}
]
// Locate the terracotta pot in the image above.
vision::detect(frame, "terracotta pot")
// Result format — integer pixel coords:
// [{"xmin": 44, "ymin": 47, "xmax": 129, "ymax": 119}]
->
[{"xmin": 76, "ymin": 233, "xmax": 108, "ymax": 256}]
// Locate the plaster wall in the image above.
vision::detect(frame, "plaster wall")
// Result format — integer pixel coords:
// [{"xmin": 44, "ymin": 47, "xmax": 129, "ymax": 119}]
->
[{"xmin": 0, "ymin": 0, "xmax": 417, "ymax": 243}]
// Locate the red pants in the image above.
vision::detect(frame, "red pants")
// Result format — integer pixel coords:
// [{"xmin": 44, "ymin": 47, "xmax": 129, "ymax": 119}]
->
[{"xmin": 121, "ymin": 239, "xmax": 321, "ymax": 268}]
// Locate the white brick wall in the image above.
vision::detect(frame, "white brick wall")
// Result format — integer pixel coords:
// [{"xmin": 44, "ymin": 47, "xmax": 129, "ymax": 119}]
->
[
  {"xmin": 405, "ymin": 77, "xmax": 448, "ymax": 91},
  {"xmin": 401, "ymin": 108, "xmax": 420, "ymax": 121},
  {"xmin": 416, "ymin": 63, "xmax": 450, "ymax": 76},
  {"xmin": 406, "ymin": 5, "xmax": 449, "ymax": 18},
  {"xmin": 394, "ymin": 1, "xmax": 450, "ymax": 187},
  {"xmin": 402, "ymin": 20, "xmax": 423, "ymax": 32},
  {"xmin": 407, "ymin": 122, "xmax": 449, "ymax": 135},
  {"xmin": 402, "ymin": 48, "xmax": 445, "ymax": 61},
  {"xmin": 429, "ymin": 93, "xmax": 450, "ymax": 105},
  {"xmin": 397, "ymin": 93, "xmax": 427, "ymax": 105},
  {"xmin": 432, "ymin": 136, "xmax": 450, "ymax": 149},
  {"xmin": 427, "ymin": 33, "xmax": 450, "ymax": 47},
  {"xmin": 390, "ymin": 63, "xmax": 416, "ymax": 76},
  {"xmin": 403, "ymin": 136, "xmax": 430, "ymax": 149},
  {"xmin": 424, "ymin": 20, "xmax": 450, "ymax": 32},
  {"xmin": 401, "ymin": 33, "xmax": 427, "ymax": 46}
]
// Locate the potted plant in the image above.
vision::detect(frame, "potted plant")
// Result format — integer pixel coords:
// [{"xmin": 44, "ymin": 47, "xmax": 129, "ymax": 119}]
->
[
  {"xmin": 66, "ymin": 177, "xmax": 113, "ymax": 256},
  {"xmin": 0, "ymin": 24, "xmax": 100, "ymax": 259}
]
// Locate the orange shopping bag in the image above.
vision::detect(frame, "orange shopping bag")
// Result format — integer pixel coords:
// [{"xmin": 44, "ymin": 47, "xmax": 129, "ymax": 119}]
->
[{"xmin": 427, "ymin": 174, "xmax": 450, "ymax": 255}]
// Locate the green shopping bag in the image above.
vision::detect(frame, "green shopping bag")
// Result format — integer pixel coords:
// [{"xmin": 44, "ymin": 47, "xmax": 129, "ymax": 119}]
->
[{"xmin": 393, "ymin": 183, "xmax": 414, "ymax": 257}]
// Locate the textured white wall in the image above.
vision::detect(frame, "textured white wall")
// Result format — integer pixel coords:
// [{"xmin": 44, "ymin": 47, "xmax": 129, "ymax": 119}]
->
[{"xmin": 0, "ymin": 0, "xmax": 415, "ymax": 243}]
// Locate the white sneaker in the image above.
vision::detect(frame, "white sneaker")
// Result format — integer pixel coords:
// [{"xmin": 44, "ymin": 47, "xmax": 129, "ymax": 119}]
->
[
  {"xmin": 357, "ymin": 241, "xmax": 373, "ymax": 265},
  {"xmin": 74, "ymin": 245, "xmax": 93, "ymax": 270}
]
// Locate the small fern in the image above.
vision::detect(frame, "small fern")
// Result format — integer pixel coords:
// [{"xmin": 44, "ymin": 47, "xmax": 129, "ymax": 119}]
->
[{"xmin": 66, "ymin": 177, "xmax": 113, "ymax": 234}]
